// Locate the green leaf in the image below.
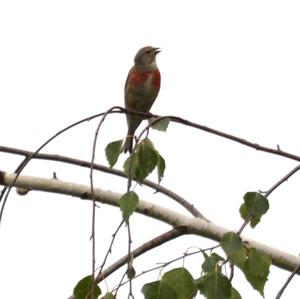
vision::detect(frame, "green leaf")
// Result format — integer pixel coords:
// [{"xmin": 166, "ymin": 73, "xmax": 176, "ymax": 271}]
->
[
  {"xmin": 73, "ymin": 275, "xmax": 101, "ymax": 299},
  {"xmin": 123, "ymin": 138, "xmax": 166, "ymax": 184},
  {"xmin": 230, "ymin": 287, "xmax": 242, "ymax": 299},
  {"xmin": 240, "ymin": 203, "xmax": 262, "ymax": 227},
  {"xmin": 244, "ymin": 192, "xmax": 269, "ymax": 216},
  {"xmin": 102, "ymin": 293, "xmax": 115, "ymax": 299},
  {"xmin": 242, "ymin": 248, "xmax": 271, "ymax": 296},
  {"xmin": 105, "ymin": 140, "xmax": 123, "ymax": 168},
  {"xmin": 123, "ymin": 152, "xmax": 142, "ymax": 181},
  {"xmin": 239, "ymin": 203, "xmax": 250, "ymax": 221},
  {"xmin": 142, "ymin": 281, "xmax": 177, "ymax": 299},
  {"xmin": 198, "ymin": 272, "xmax": 231, "ymax": 299},
  {"xmin": 149, "ymin": 117, "xmax": 170, "ymax": 131},
  {"xmin": 221, "ymin": 232, "xmax": 247, "ymax": 267},
  {"xmin": 123, "ymin": 139, "xmax": 159, "ymax": 182},
  {"xmin": 119, "ymin": 191, "xmax": 139, "ymax": 223},
  {"xmin": 221, "ymin": 232, "xmax": 243, "ymax": 255},
  {"xmin": 157, "ymin": 154, "xmax": 166, "ymax": 183},
  {"xmin": 137, "ymin": 139, "xmax": 158, "ymax": 178},
  {"xmin": 202, "ymin": 253, "xmax": 224, "ymax": 273},
  {"xmin": 239, "ymin": 192, "xmax": 269, "ymax": 228},
  {"xmin": 162, "ymin": 268, "xmax": 197, "ymax": 299}
]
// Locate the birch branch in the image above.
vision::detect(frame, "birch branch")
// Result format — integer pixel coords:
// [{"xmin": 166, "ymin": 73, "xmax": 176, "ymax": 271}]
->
[{"xmin": 0, "ymin": 170, "xmax": 299, "ymax": 275}]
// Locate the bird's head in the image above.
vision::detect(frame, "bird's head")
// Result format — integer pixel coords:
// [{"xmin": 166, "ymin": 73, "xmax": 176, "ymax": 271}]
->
[{"xmin": 134, "ymin": 46, "xmax": 161, "ymax": 70}]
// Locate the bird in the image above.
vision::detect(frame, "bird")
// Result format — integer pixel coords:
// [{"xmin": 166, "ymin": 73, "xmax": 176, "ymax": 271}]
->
[{"xmin": 123, "ymin": 46, "xmax": 161, "ymax": 153}]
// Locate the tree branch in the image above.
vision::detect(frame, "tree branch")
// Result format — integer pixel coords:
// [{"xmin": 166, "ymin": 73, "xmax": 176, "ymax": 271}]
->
[
  {"xmin": 0, "ymin": 145, "xmax": 205, "ymax": 219},
  {"xmin": 275, "ymin": 261, "xmax": 300, "ymax": 299},
  {"xmin": 1, "ymin": 170, "xmax": 299, "ymax": 275},
  {"xmin": 264, "ymin": 164, "xmax": 300, "ymax": 197},
  {"xmin": 96, "ymin": 227, "xmax": 187, "ymax": 283},
  {"xmin": 115, "ymin": 108, "xmax": 300, "ymax": 163}
]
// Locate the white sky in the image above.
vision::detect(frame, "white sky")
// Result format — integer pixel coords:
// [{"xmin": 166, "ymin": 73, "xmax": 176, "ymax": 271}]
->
[{"xmin": 0, "ymin": 1, "xmax": 300, "ymax": 298}]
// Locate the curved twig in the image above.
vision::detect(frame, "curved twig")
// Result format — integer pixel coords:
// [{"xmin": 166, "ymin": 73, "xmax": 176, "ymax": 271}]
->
[
  {"xmin": 95, "ymin": 227, "xmax": 187, "ymax": 283},
  {"xmin": 275, "ymin": 261, "xmax": 300, "ymax": 299},
  {"xmin": 89, "ymin": 107, "xmax": 120, "ymax": 298},
  {"xmin": 0, "ymin": 107, "xmax": 124, "ymax": 222},
  {"xmin": 2, "ymin": 106, "xmax": 300, "ymax": 222},
  {"xmin": 264, "ymin": 164, "xmax": 300, "ymax": 197},
  {"xmin": 0, "ymin": 145, "xmax": 205, "ymax": 219}
]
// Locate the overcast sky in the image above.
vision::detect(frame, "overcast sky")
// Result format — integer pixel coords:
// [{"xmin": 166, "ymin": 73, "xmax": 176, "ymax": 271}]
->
[{"xmin": 0, "ymin": 1, "xmax": 300, "ymax": 298}]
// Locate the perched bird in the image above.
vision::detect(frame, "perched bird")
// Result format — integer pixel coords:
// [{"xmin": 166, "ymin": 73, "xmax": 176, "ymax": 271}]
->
[{"xmin": 123, "ymin": 46, "xmax": 161, "ymax": 153}]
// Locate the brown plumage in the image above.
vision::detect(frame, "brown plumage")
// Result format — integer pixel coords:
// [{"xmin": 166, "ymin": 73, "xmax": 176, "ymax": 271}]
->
[{"xmin": 123, "ymin": 46, "xmax": 161, "ymax": 153}]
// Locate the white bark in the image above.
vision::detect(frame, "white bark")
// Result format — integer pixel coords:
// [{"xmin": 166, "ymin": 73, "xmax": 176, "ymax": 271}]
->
[{"xmin": 1, "ymin": 171, "xmax": 299, "ymax": 274}]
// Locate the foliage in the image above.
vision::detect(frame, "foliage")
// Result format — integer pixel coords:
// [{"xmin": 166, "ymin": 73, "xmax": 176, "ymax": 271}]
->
[
  {"xmin": 221, "ymin": 232, "xmax": 271, "ymax": 296},
  {"xmin": 239, "ymin": 192, "xmax": 269, "ymax": 228},
  {"xmin": 201, "ymin": 252, "xmax": 224, "ymax": 273},
  {"xmin": 73, "ymin": 275, "xmax": 101, "ymax": 299},
  {"xmin": 198, "ymin": 271, "xmax": 233, "ymax": 299},
  {"xmin": 142, "ymin": 268, "xmax": 197, "ymax": 299},
  {"xmin": 119, "ymin": 191, "xmax": 139, "ymax": 223},
  {"xmin": 149, "ymin": 117, "xmax": 170, "ymax": 132},
  {"xmin": 74, "ymin": 132, "xmax": 275, "ymax": 299},
  {"xmin": 101, "ymin": 293, "xmax": 115, "ymax": 299},
  {"xmin": 105, "ymin": 139, "xmax": 123, "ymax": 168},
  {"xmin": 123, "ymin": 138, "xmax": 165, "ymax": 183}
]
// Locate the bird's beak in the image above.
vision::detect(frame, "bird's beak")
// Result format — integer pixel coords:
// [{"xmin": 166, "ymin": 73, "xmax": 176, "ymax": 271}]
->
[{"xmin": 153, "ymin": 47, "xmax": 161, "ymax": 55}]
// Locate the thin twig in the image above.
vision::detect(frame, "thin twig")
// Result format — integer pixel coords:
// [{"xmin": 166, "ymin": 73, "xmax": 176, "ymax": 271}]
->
[
  {"xmin": 237, "ymin": 215, "xmax": 252, "ymax": 235},
  {"xmin": 120, "ymin": 108, "xmax": 300, "ymax": 163},
  {"xmin": 0, "ymin": 107, "xmax": 124, "ymax": 223},
  {"xmin": 95, "ymin": 220, "xmax": 124, "ymax": 282},
  {"xmin": 113, "ymin": 244, "xmax": 220, "ymax": 290},
  {"xmin": 127, "ymin": 222, "xmax": 134, "ymax": 299},
  {"xmin": 237, "ymin": 163, "xmax": 300, "ymax": 236},
  {"xmin": 135, "ymin": 115, "xmax": 169, "ymax": 142},
  {"xmin": 275, "ymin": 261, "xmax": 300, "ymax": 299},
  {"xmin": 0, "ymin": 145, "xmax": 205, "ymax": 218},
  {"xmin": 95, "ymin": 227, "xmax": 187, "ymax": 284},
  {"xmin": 114, "ymin": 270, "xmax": 127, "ymax": 299},
  {"xmin": 89, "ymin": 107, "xmax": 119, "ymax": 298},
  {"xmin": 3, "ymin": 105, "xmax": 300, "ymax": 222},
  {"xmin": 264, "ymin": 164, "xmax": 300, "ymax": 197}
]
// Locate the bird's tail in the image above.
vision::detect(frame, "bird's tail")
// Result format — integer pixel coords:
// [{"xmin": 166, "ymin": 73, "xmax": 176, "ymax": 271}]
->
[{"xmin": 123, "ymin": 135, "xmax": 134, "ymax": 154}]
